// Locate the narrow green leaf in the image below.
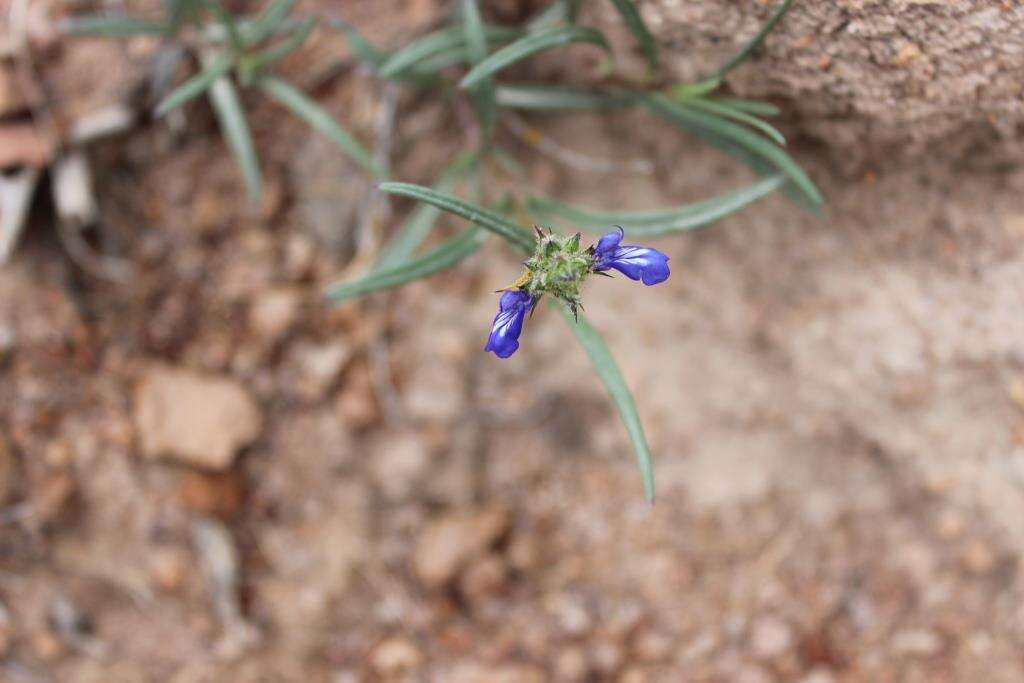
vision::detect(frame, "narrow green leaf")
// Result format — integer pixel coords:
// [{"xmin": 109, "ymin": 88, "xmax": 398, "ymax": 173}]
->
[
  {"xmin": 608, "ymin": 0, "xmax": 658, "ymax": 71},
  {"xmin": 207, "ymin": 76, "xmax": 262, "ymax": 201},
  {"xmin": 529, "ymin": 175, "xmax": 786, "ymax": 235},
  {"xmin": 462, "ymin": 0, "xmax": 498, "ymax": 144},
  {"xmin": 201, "ymin": 0, "xmax": 244, "ymax": 52},
  {"xmin": 379, "ymin": 25, "xmax": 523, "ymax": 79},
  {"xmin": 670, "ymin": 77, "xmax": 721, "ymax": 100},
  {"xmin": 640, "ymin": 92, "xmax": 822, "ymax": 206},
  {"xmin": 462, "ymin": 0, "xmax": 488, "ymax": 64},
  {"xmin": 460, "ymin": 25, "xmax": 611, "ymax": 90},
  {"xmin": 495, "ymin": 84, "xmax": 629, "ymax": 110},
  {"xmin": 712, "ymin": 97, "xmax": 780, "ymax": 117},
  {"xmin": 560, "ymin": 308, "xmax": 655, "ymax": 503},
  {"xmin": 242, "ymin": 15, "xmax": 315, "ymax": 80},
  {"xmin": 527, "ymin": 0, "xmax": 582, "ymax": 32},
  {"xmin": 61, "ymin": 15, "xmax": 167, "ymax": 36},
  {"xmin": 375, "ymin": 153, "xmax": 478, "ymax": 270},
  {"xmin": 257, "ymin": 76, "xmax": 384, "ymax": 178},
  {"xmin": 155, "ymin": 53, "xmax": 233, "ymax": 116},
  {"xmin": 380, "ymin": 182, "xmax": 535, "ymax": 253},
  {"xmin": 681, "ymin": 97, "xmax": 786, "ymax": 146},
  {"xmin": 241, "ymin": 0, "xmax": 296, "ymax": 45},
  {"xmin": 327, "ymin": 228, "xmax": 485, "ymax": 302},
  {"xmin": 329, "ymin": 19, "xmax": 388, "ymax": 69},
  {"xmin": 715, "ymin": 0, "xmax": 794, "ymax": 78}
]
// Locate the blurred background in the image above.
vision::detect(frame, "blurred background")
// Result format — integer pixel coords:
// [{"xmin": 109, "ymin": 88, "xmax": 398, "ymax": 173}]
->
[{"xmin": 2, "ymin": 0, "xmax": 1024, "ymax": 681}]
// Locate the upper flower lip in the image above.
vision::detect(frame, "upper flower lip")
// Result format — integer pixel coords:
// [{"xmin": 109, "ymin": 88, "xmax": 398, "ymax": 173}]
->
[{"xmin": 591, "ymin": 227, "xmax": 670, "ymax": 286}]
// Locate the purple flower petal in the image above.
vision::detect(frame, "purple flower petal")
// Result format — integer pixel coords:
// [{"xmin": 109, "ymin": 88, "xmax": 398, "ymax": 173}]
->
[
  {"xmin": 592, "ymin": 228, "xmax": 671, "ymax": 286},
  {"xmin": 484, "ymin": 290, "xmax": 533, "ymax": 358},
  {"xmin": 594, "ymin": 226, "xmax": 624, "ymax": 261}
]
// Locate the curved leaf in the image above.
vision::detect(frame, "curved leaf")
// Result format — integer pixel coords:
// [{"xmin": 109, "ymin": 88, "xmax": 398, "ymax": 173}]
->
[
  {"xmin": 155, "ymin": 53, "xmax": 233, "ymax": 116},
  {"xmin": 529, "ymin": 175, "xmax": 786, "ymax": 235},
  {"xmin": 327, "ymin": 228, "xmax": 485, "ymax": 302},
  {"xmin": 242, "ymin": 15, "xmax": 315, "ymax": 79},
  {"xmin": 207, "ymin": 76, "xmax": 261, "ymax": 200},
  {"xmin": 61, "ymin": 15, "xmax": 167, "ymax": 36},
  {"xmin": 379, "ymin": 25, "xmax": 523, "ymax": 79},
  {"xmin": 639, "ymin": 92, "xmax": 822, "ymax": 206},
  {"xmin": 460, "ymin": 25, "xmax": 610, "ymax": 90},
  {"xmin": 560, "ymin": 308, "xmax": 656, "ymax": 503},
  {"xmin": 241, "ymin": 0, "xmax": 296, "ymax": 45},
  {"xmin": 608, "ymin": 0, "xmax": 658, "ymax": 71},
  {"xmin": 375, "ymin": 153, "xmax": 478, "ymax": 269},
  {"xmin": 712, "ymin": 97, "xmax": 780, "ymax": 117},
  {"xmin": 715, "ymin": 0, "xmax": 794, "ymax": 78},
  {"xmin": 495, "ymin": 83, "xmax": 629, "ymax": 110},
  {"xmin": 680, "ymin": 97, "xmax": 786, "ymax": 146},
  {"xmin": 380, "ymin": 182, "xmax": 535, "ymax": 253},
  {"xmin": 257, "ymin": 76, "xmax": 383, "ymax": 178}
]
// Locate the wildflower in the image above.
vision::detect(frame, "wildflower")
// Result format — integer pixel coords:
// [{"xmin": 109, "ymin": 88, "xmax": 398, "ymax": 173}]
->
[
  {"xmin": 591, "ymin": 226, "xmax": 670, "ymax": 285},
  {"xmin": 484, "ymin": 289, "xmax": 534, "ymax": 358}
]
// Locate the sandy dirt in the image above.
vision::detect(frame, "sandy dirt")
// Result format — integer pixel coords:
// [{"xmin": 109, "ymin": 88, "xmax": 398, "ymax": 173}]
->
[{"xmin": 2, "ymin": 1, "xmax": 1024, "ymax": 681}]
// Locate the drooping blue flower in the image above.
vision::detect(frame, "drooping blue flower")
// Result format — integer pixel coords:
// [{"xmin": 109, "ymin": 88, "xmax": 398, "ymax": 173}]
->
[
  {"xmin": 484, "ymin": 289, "xmax": 534, "ymax": 358},
  {"xmin": 592, "ymin": 227, "xmax": 670, "ymax": 286}
]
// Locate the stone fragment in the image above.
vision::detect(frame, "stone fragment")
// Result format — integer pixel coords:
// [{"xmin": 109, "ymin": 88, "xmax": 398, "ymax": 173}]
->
[{"xmin": 413, "ymin": 507, "xmax": 510, "ymax": 588}]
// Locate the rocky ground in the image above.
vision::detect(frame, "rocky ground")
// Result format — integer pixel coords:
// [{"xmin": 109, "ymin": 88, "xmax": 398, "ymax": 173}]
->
[{"xmin": 2, "ymin": 1, "xmax": 1024, "ymax": 682}]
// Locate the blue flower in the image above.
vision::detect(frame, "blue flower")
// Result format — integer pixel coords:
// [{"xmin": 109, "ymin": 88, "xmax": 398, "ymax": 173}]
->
[
  {"xmin": 592, "ymin": 227, "xmax": 670, "ymax": 285},
  {"xmin": 484, "ymin": 290, "xmax": 534, "ymax": 358}
]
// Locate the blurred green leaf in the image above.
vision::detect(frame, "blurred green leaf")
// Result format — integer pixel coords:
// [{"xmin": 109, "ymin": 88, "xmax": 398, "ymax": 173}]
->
[
  {"xmin": 462, "ymin": 0, "xmax": 498, "ymax": 144},
  {"xmin": 379, "ymin": 25, "xmax": 523, "ymax": 79},
  {"xmin": 375, "ymin": 153, "xmax": 478, "ymax": 270},
  {"xmin": 460, "ymin": 25, "xmax": 611, "ymax": 90},
  {"xmin": 330, "ymin": 19, "xmax": 388, "ymax": 69},
  {"xmin": 62, "ymin": 15, "xmax": 167, "ymax": 36},
  {"xmin": 529, "ymin": 175, "xmax": 786, "ymax": 235},
  {"xmin": 495, "ymin": 83, "xmax": 629, "ymax": 110},
  {"xmin": 527, "ymin": 0, "xmax": 582, "ymax": 32},
  {"xmin": 670, "ymin": 77, "xmax": 721, "ymax": 100},
  {"xmin": 680, "ymin": 97, "xmax": 786, "ymax": 146},
  {"xmin": 258, "ymin": 75, "xmax": 384, "ymax": 178},
  {"xmin": 241, "ymin": 15, "xmax": 315, "ymax": 81},
  {"xmin": 202, "ymin": 0, "xmax": 244, "ymax": 52},
  {"xmin": 559, "ymin": 308, "xmax": 656, "ymax": 503},
  {"xmin": 712, "ymin": 97, "xmax": 780, "ymax": 117},
  {"xmin": 327, "ymin": 228, "xmax": 485, "ymax": 302},
  {"xmin": 639, "ymin": 92, "xmax": 822, "ymax": 206},
  {"xmin": 608, "ymin": 0, "xmax": 658, "ymax": 72},
  {"xmin": 155, "ymin": 53, "xmax": 233, "ymax": 116},
  {"xmin": 715, "ymin": 0, "xmax": 794, "ymax": 78},
  {"xmin": 380, "ymin": 182, "xmax": 535, "ymax": 253},
  {"xmin": 207, "ymin": 75, "xmax": 262, "ymax": 201},
  {"xmin": 241, "ymin": 0, "xmax": 296, "ymax": 45}
]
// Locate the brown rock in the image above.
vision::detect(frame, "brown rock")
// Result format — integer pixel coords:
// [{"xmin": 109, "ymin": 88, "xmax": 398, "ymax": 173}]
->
[
  {"xmin": 177, "ymin": 469, "xmax": 246, "ymax": 518},
  {"xmin": 413, "ymin": 507, "xmax": 510, "ymax": 588},
  {"xmin": 750, "ymin": 615, "xmax": 794, "ymax": 660},
  {"xmin": 134, "ymin": 365, "xmax": 262, "ymax": 471},
  {"xmin": 459, "ymin": 554, "xmax": 508, "ymax": 603},
  {"xmin": 371, "ymin": 637, "xmax": 422, "ymax": 674},
  {"xmin": 249, "ymin": 289, "xmax": 301, "ymax": 345}
]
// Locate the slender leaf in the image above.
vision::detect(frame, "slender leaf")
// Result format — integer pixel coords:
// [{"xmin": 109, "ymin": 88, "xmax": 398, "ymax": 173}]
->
[
  {"xmin": 640, "ymin": 92, "xmax": 821, "ymax": 206},
  {"xmin": 670, "ymin": 77, "xmax": 721, "ymax": 100},
  {"xmin": 712, "ymin": 97, "xmax": 780, "ymax": 117},
  {"xmin": 155, "ymin": 53, "xmax": 233, "ymax": 116},
  {"xmin": 379, "ymin": 25, "xmax": 523, "ymax": 79},
  {"xmin": 529, "ymin": 175, "xmax": 786, "ymax": 235},
  {"xmin": 62, "ymin": 15, "xmax": 167, "ymax": 36},
  {"xmin": 608, "ymin": 0, "xmax": 658, "ymax": 71},
  {"xmin": 207, "ymin": 76, "xmax": 262, "ymax": 200},
  {"xmin": 375, "ymin": 153, "xmax": 478, "ymax": 269},
  {"xmin": 681, "ymin": 97, "xmax": 786, "ymax": 146},
  {"xmin": 715, "ymin": 0, "xmax": 794, "ymax": 78},
  {"xmin": 560, "ymin": 308, "xmax": 655, "ymax": 503},
  {"xmin": 327, "ymin": 228, "xmax": 485, "ymax": 301},
  {"xmin": 242, "ymin": 0, "xmax": 296, "ymax": 45},
  {"xmin": 495, "ymin": 84, "xmax": 629, "ymax": 110},
  {"xmin": 380, "ymin": 183, "xmax": 535, "ymax": 253},
  {"xmin": 240, "ymin": 15, "xmax": 315, "ymax": 81},
  {"xmin": 202, "ymin": 0, "xmax": 244, "ymax": 52},
  {"xmin": 329, "ymin": 19, "xmax": 387, "ymax": 69},
  {"xmin": 257, "ymin": 76, "xmax": 383, "ymax": 177},
  {"xmin": 527, "ymin": 0, "xmax": 582, "ymax": 32},
  {"xmin": 462, "ymin": 0, "xmax": 498, "ymax": 144},
  {"xmin": 460, "ymin": 25, "xmax": 611, "ymax": 90}
]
